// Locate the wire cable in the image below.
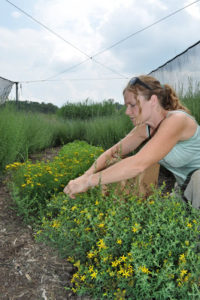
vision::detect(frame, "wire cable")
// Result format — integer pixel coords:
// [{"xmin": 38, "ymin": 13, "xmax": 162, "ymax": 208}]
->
[
  {"xmin": 92, "ymin": 0, "xmax": 200, "ymax": 58},
  {"xmin": 4, "ymin": 0, "xmax": 127, "ymax": 79},
  {"xmin": 42, "ymin": 0, "xmax": 200, "ymax": 80},
  {"xmin": 21, "ymin": 77, "xmax": 126, "ymax": 84},
  {"xmin": 5, "ymin": 0, "xmax": 92, "ymax": 59},
  {"xmin": 4, "ymin": 0, "xmax": 200, "ymax": 82}
]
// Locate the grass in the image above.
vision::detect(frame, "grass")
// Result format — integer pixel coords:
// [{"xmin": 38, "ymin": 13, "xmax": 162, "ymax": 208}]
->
[{"xmin": 0, "ymin": 105, "xmax": 132, "ymax": 172}]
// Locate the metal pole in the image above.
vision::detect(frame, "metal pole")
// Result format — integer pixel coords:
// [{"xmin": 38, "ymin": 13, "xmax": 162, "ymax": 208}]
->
[
  {"xmin": 15, "ymin": 82, "xmax": 19, "ymax": 102},
  {"xmin": 15, "ymin": 82, "xmax": 20, "ymax": 109}
]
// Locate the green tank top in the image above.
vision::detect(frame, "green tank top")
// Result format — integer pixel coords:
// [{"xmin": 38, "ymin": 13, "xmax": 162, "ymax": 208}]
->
[{"xmin": 147, "ymin": 110, "xmax": 200, "ymax": 186}]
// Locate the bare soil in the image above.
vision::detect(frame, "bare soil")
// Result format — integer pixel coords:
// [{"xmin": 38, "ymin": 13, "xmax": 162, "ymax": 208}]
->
[{"xmin": 0, "ymin": 147, "xmax": 175, "ymax": 300}]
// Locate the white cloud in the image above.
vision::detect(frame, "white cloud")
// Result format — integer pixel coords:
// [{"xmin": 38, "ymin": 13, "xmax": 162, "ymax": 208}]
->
[
  {"xmin": 186, "ymin": 0, "xmax": 200, "ymax": 19},
  {"xmin": 1, "ymin": 0, "xmax": 200, "ymax": 106},
  {"xmin": 11, "ymin": 11, "xmax": 22, "ymax": 18}
]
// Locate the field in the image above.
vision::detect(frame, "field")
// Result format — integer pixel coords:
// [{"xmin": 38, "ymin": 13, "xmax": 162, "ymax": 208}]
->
[{"xmin": 0, "ymin": 98, "xmax": 200, "ymax": 299}]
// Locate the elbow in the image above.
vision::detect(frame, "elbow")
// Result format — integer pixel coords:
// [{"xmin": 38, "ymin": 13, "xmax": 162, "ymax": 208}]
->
[{"xmin": 131, "ymin": 157, "xmax": 152, "ymax": 175}]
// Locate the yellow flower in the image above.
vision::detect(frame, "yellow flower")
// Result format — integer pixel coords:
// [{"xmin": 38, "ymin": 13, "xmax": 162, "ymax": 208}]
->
[
  {"xmin": 178, "ymin": 282, "xmax": 182, "ymax": 287},
  {"xmin": 74, "ymin": 260, "xmax": 80, "ymax": 268},
  {"xmin": 97, "ymin": 239, "xmax": 107, "ymax": 250},
  {"xmin": 71, "ymin": 272, "xmax": 79, "ymax": 283},
  {"xmin": 127, "ymin": 264, "xmax": 134, "ymax": 273},
  {"xmin": 67, "ymin": 256, "xmax": 74, "ymax": 263},
  {"xmin": 90, "ymin": 271, "xmax": 98, "ymax": 279},
  {"xmin": 132, "ymin": 227, "xmax": 138, "ymax": 233},
  {"xmin": 74, "ymin": 218, "xmax": 80, "ymax": 225},
  {"xmin": 117, "ymin": 239, "xmax": 122, "ymax": 245},
  {"xmin": 103, "ymin": 256, "xmax": 108, "ymax": 262},
  {"xmin": 89, "ymin": 265, "xmax": 94, "ymax": 273},
  {"xmin": 72, "ymin": 272, "xmax": 79, "ymax": 279},
  {"xmin": 179, "ymin": 253, "xmax": 186, "ymax": 264},
  {"xmin": 139, "ymin": 266, "xmax": 150, "ymax": 274},
  {"xmin": 109, "ymin": 271, "xmax": 115, "ymax": 277},
  {"xmin": 87, "ymin": 252, "xmax": 94, "ymax": 259},
  {"xmin": 71, "ymin": 205, "xmax": 77, "ymax": 211},
  {"xmin": 183, "ymin": 274, "xmax": 190, "ymax": 282},
  {"xmin": 52, "ymin": 220, "xmax": 61, "ymax": 228},
  {"xmin": 120, "ymin": 255, "xmax": 127, "ymax": 262},
  {"xmin": 187, "ymin": 222, "xmax": 192, "ymax": 228},
  {"xmin": 118, "ymin": 267, "xmax": 124, "ymax": 275},
  {"xmin": 180, "ymin": 269, "xmax": 187, "ymax": 278},
  {"xmin": 80, "ymin": 275, "xmax": 86, "ymax": 281},
  {"xmin": 98, "ymin": 223, "xmax": 105, "ymax": 228},
  {"xmin": 112, "ymin": 260, "xmax": 120, "ymax": 267},
  {"xmin": 149, "ymin": 200, "xmax": 154, "ymax": 205},
  {"xmin": 85, "ymin": 227, "xmax": 91, "ymax": 231},
  {"xmin": 122, "ymin": 270, "xmax": 130, "ymax": 278}
]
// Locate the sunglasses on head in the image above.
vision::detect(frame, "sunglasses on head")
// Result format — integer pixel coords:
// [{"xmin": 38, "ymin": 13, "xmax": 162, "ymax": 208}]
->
[{"xmin": 129, "ymin": 77, "xmax": 152, "ymax": 90}]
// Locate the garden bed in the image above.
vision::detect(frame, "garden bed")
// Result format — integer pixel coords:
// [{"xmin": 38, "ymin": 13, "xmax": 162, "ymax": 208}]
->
[{"xmin": 1, "ymin": 145, "xmax": 198, "ymax": 299}]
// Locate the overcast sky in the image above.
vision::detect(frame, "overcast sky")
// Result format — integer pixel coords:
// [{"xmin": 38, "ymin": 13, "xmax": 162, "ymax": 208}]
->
[{"xmin": 0, "ymin": 0, "xmax": 200, "ymax": 107}]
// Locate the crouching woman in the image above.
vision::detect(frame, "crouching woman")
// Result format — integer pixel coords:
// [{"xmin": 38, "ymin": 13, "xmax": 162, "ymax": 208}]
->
[{"xmin": 64, "ymin": 75, "xmax": 200, "ymax": 209}]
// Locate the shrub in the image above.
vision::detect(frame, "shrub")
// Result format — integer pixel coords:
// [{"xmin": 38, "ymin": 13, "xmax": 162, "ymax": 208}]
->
[
  {"xmin": 36, "ymin": 187, "xmax": 200, "ymax": 299},
  {"xmin": 6, "ymin": 141, "xmax": 103, "ymax": 223}
]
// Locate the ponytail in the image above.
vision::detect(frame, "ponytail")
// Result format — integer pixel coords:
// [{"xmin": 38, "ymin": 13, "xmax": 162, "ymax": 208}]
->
[{"xmin": 162, "ymin": 84, "xmax": 190, "ymax": 113}]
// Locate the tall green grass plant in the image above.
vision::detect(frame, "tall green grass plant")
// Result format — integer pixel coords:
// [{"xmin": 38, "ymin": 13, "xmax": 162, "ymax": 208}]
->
[
  {"xmin": 0, "ymin": 106, "xmax": 132, "ymax": 171},
  {"xmin": 57, "ymin": 99, "xmax": 121, "ymax": 120},
  {"xmin": 181, "ymin": 92, "xmax": 200, "ymax": 123},
  {"xmin": 0, "ymin": 107, "xmax": 65, "ymax": 170}
]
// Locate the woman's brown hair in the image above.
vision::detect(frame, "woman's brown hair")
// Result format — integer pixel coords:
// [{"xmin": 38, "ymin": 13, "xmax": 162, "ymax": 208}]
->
[{"xmin": 123, "ymin": 75, "xmax": 190, "ymax": 113}]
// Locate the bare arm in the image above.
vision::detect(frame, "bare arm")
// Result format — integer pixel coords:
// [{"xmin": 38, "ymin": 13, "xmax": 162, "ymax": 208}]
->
[
  {"xmin": 84, "ymin": 124, "xmax": 147, "ymax": 175},
  {"xmin": 64, "ymin": 112, "xmax": 196, "ymax": 198},
  {"xmin": 88, "ymin": 114, "xmax": 187, "ymax": 186}
]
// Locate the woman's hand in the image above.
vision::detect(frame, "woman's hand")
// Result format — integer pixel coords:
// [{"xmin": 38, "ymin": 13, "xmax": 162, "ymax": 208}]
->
[{"xmin": 63, "ymin": 174, "xmax": 91, "ymax": 199}]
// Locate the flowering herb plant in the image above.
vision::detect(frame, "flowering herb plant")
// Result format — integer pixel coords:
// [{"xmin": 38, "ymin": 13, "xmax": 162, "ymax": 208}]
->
[{"xmin": 6, "ymin": 141, "xmax": 200, "ymax": 299}]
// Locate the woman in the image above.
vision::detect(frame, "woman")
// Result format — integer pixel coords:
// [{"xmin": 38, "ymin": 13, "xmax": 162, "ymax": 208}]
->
[{"xmin": 64, "ymin": 75, "xmax": 200, "ymax": 209}]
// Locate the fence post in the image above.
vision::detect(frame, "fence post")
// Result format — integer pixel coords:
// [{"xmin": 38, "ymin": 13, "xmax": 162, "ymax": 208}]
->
[{"xmin": 15, "ymin": 82, "xmax": 19, "ymax": 109}]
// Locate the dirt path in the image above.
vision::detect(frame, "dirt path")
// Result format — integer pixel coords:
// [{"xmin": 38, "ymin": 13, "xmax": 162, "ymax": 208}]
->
[
  {"xmin": 0, "ymin": 148, "xmax": 91, "ymax": 300},
  {"xmin": 0, "ymin": 182, "xmax": 78, "ymax": 300},
  {"xmin": 0, "ymin": 148, "xmax": 175, "ymax": 300}
]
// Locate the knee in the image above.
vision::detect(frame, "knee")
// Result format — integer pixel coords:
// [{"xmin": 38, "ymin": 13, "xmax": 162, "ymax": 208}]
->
[{"xmin": 190, "ymin": 169, "xmax": 200, "ymax": 184}]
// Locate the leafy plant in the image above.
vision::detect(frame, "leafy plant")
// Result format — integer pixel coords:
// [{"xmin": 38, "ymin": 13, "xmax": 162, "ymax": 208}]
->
[
  {"xmin": 6, "ymin": 141, "xmax": 103, "ymax": 223},
  {"xmin": 36, "ymin": 186, "xmax": 200, "ymax": 299}
]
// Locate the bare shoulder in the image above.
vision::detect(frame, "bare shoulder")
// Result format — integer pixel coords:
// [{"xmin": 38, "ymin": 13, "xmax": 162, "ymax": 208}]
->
[
  {"xmin": 134, "ymin": 112, "xmax": 194, "ymax": 169},
  {"xmin": 166, "ymin": 110, "xmax": 196, "ymax": 123},
  {"xmin": 160, "ymin": 111, "xmax": 197, "ymax": 140}
]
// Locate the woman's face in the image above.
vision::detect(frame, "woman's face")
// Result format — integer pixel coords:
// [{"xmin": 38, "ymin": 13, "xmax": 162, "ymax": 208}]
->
[{"xmin": 124, "ymin": 90, "xmax": 151, "ymax": 126}]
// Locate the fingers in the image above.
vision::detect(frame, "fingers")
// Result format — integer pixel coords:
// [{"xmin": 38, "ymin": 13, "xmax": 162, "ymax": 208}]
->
[
  {"xmin": 63, "ymin": 176, "xmax": 89, "ymax": 198},
  {"xmin": 63, "ymin": 186, "xmax": 76, "ymax": 199},
  {"xmin": 63, "ymin": 185, "xmax": 69, "ymax": 194},
  {"xmin": 63, "ymin": 179, "xmax": 73, "ymax": 193}
]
